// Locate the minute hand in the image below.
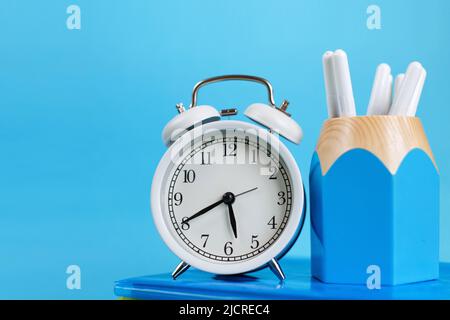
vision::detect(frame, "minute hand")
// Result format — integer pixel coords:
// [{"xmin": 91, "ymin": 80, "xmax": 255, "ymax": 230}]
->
[{"xmin": 182, "ymin": 198, "xmax": 224, "ymax": 225}]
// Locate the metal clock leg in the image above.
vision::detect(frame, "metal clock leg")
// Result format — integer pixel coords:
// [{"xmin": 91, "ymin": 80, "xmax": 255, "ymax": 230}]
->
[
  {"xmin": 172, "ymin": 261, "xmax": 191, "ymax": 280},
  {"xmin": 268, "ymin": 258, "xmax": 286, "ymax": 281}
]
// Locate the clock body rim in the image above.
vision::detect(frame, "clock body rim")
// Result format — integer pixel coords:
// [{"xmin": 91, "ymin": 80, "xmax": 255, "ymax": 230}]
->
[{"xmin": 151, "ymin": 120, "xmax": 305, "ymax": 275}]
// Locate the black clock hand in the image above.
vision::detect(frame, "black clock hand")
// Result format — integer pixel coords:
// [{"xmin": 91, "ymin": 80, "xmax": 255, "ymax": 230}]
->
[
  {"xmin": 182, "ymin": 198, "xmax": 224, "ymax": 225},
  {"xmin": 227, "ymin": 203, "xmax": 238, "ymax": 239},
  {"xmin": 227, "ymin": 187, "xmax": 257, "ymax": 238},
  {"xmin": 182, "ymin": 187, "xmax": 258, "ymax": 226}
]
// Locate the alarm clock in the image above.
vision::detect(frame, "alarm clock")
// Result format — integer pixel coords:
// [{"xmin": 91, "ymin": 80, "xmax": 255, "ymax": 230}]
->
[{"xmin": 151, "ymin": 75, "xmax": 306, "ymax": 281}]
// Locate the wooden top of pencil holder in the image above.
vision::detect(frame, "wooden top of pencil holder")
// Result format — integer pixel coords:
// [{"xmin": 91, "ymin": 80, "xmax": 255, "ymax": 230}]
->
[{"xmin": 316, "ymin": 116, "xmax": 437, "ymax": 175}]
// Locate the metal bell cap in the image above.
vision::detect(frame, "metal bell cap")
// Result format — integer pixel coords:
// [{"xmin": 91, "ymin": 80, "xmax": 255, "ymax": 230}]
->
[
  {"xmin": 162, "ymin": 105, "xmax": 220, "ymax": 146},
  {"xmin": 245, "ymin": 103, "xmax": 303, "ymax": 144}
]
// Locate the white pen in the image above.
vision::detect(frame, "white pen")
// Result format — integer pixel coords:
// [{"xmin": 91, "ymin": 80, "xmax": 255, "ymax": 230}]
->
[
  {"xmin": 390, "ymin": 62, "xmax": 426, "ymax": 116},
  {"xmin": 323, "ymin": 51, "xmax": 340, "ymax": 118},
  {"xmin": 332, "ymin": 50, "xmax": 356, "ymax": 117},
  {"xmin": 367, "ymin": 63, "xmax": 393, "ymax": 115},
  {"xmin": 407, "ymin": 68, "xmax": 426, "ymax": 116},
  {"xmin": 393, "ymin": 73, "xmax": 405, "ymax": 102}
]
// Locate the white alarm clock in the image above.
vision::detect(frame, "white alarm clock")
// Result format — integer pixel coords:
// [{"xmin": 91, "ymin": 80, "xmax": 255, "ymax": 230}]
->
[{"xmin": 151, "ymin": 75, "xmax": 306, "ymax": 281}]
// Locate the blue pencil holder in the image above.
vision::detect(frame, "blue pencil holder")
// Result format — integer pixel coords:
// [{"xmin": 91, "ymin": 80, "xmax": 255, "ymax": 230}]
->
[{"xmin": 309, "ymin": 116, "xmax": 439, "ymax": 286}]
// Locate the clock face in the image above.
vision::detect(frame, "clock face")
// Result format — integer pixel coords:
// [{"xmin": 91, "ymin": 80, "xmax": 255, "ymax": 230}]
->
[{"xmin": 162, "ymin": 128, "xmax": 293, "ymax": 263}]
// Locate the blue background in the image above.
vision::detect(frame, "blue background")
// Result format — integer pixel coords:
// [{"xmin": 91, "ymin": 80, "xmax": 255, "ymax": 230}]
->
[{"xmin": 0, "ymin": 0, "xmax": 449, "ymax": 299}]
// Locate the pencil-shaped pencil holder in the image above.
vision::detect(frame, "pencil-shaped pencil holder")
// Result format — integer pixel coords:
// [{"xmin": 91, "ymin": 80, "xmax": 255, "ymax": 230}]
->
[{"xmin": 309, "ymin": 116, "xmax": 439, "ymax": 286}]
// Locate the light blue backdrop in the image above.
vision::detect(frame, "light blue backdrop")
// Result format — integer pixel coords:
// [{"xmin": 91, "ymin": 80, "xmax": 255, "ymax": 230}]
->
[{"xmin": 0, "ymin": 0, "xmax": 449, "ymax": 299}]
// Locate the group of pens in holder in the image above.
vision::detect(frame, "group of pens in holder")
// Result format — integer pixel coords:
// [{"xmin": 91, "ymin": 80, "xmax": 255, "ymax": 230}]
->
[
  {"xmin": 322, "ymin": 49, "xmax": 426, "ymax": 118},
  {"xmin": 310, "ymin": 49, "xmax": 439, "ymax": 286}
]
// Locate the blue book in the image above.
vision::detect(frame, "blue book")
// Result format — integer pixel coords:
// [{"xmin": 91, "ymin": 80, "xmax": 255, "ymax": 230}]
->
[{"xmin": 114, "ymin": 258, "xmax": 450, "ymax": 300}]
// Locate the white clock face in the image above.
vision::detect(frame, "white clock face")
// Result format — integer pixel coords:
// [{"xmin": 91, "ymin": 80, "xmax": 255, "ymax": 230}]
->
[{"xmin": 162, "ymin": 128, "xmax": 293, "ymax": 264}]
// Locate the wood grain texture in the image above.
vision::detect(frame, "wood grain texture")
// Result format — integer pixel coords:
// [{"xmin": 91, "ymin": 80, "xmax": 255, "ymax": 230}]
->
[{"xmin": 316, "ymin": 116, "xmax": 437, "ymax": 175}]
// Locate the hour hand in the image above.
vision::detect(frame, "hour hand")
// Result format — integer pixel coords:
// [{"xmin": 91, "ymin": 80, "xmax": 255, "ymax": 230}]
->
[{"xmin": 227, "ymin": 203, "xmax": 238, "ymax": 239}]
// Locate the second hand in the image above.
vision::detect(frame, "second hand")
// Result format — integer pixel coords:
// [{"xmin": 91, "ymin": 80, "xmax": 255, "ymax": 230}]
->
[{"xmin": 235, "ymin": 187, "xmax": 258, "ymax": 198}]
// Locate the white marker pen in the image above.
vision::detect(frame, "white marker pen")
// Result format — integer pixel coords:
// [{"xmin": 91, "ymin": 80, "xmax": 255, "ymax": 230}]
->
[
  {"xmin": 390, "ymin": 62, "xmax": 426, "ymax": 116},
  {"xmin": 332, "ymin": 50, "xmax": 356, "ymax": 117},
  {"xmin": 393, "ymin": 73, "xmax": 405, "ymax": 101},
  {"xmin": 367, "ymin": 63, "xmax": 393, "ymax": 115},
  {"xmin": 323, "ymin": 51, "xmax": 340, "ymax": 118}
]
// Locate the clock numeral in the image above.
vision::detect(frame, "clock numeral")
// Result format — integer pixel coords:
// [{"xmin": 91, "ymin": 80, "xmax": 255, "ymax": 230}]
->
[
  {"xmin": 223, "ymin": 142, "xmax": 237, "ymax": 157},
  {"xmin": 224, "ymin": 241, "xmax": 233, "ymax": 256},
  {"xmin": 268, "ymin": 216, "xmax": 278, "ymax": 230},
  {"xmin": 201, "ymin": 234, "xmax": 209, "ymax": 248},
  {"xmin": 268, "ymin": 166, "xmax": 278, "ymax": 180},
  {"xmin": 277, "ymin": 191, "xmax": 286, "ymax": 205},
  {"xmin": 173, "ymin": 192, "xmax": 183, "ymax": 206},
  {"xmin": 251, "ymin": 235, "xmax": 259, "ymax": 249},
  {"xmin": 201, "ymin": 152, "xmax": 211, "ymax": 165},
  {"xmin": 183, "ymin": 169, "xmax": 196, "ymax": 183},
  {"xmin": 251, "ymin": 149, "xmax": 257, "ymax": 164},
  {"xmin": 181, "ymin": 217, "xmax": 190, "ymax": 230}
]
